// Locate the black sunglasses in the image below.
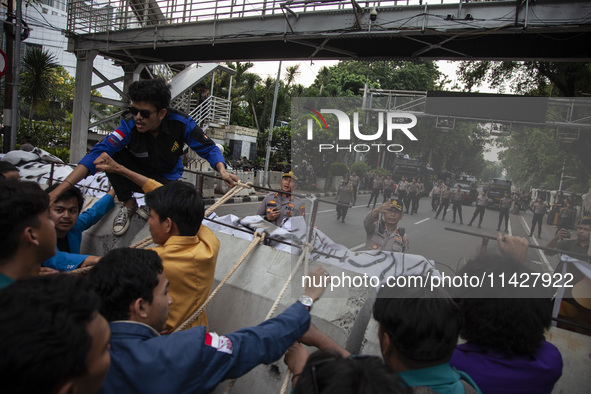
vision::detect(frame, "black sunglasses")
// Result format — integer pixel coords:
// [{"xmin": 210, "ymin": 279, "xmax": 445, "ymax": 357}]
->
[{"xmin": 128, "ymin": 106, "xmax": 157, "ymax": 118}]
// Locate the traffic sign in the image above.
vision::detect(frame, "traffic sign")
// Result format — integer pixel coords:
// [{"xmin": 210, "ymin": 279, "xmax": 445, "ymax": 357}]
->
[{"xmin": 0, "ymin": 49, "xmax": 7, "ymax": 78}]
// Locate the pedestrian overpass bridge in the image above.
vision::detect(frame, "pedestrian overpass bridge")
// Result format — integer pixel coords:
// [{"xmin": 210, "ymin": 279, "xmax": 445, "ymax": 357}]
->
[{"xmin": 65, "ymin": 0, "xmax": 591, "ymax": 161}]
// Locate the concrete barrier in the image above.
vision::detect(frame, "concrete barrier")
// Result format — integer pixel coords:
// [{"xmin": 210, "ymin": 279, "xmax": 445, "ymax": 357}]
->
[
  {"xmin": 241, "ymin": 171, "xmax": 256, "ymax": 195},
  {"xmin": 207, "ymin": 232, "xmax": 373, "ymax": 393},
  {"xmin": 268, "ymin": 171, "xmax": 282, "ymax": 190},
  {"xmin": 200, "ymin": 171, "xmax": 217, "ymax": 199}
]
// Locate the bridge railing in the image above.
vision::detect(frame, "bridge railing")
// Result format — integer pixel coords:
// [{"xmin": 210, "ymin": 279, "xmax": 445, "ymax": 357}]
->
[{"xmin": 66, "ymin": 0, "xmax": 467, "ymax": 35}]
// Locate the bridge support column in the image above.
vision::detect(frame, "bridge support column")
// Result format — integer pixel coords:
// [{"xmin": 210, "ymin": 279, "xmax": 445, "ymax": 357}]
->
[
  {"xmin": 70, "ymin": 50, "xmax": 97, "ymax": 163},
  {"xmin": 122, "ymin": 64, "xmax": 143, "ymax": 94}
]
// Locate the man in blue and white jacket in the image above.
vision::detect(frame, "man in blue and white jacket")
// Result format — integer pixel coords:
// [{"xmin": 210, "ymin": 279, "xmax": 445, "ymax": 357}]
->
[
  {"xmin": 48, "ymin": 79, "xmax": 238, "ymax": 236},
  {"xmin": 43, "ymin": 184, "xmax": 115, "ymax": 271},
  {"xmin": 86, "ymin": 248, "xmax": 328, "ymax": 394}
]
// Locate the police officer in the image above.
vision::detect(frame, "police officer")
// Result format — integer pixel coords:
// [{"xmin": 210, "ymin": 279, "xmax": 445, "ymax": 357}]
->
[
  {"xmin": 397, "ymin": 176, "xmax": 409, "ymax": 212},
  {"xmin": 414, "ymin": 178, "xmax": 425, "ymax": 214},
  {"xmin": 468, "ymin": 190, "xmax": 490, "ymax": 228},
  {"xmin": 406, "ymin": 178, "xmax": 418, "ymax": 215},
  {"xmin": 435, "ymin": 184, "xmax": 452, "ymax": 220},
  {"xmin": 367, "ymin": 175, "xmax": 383, "ymax": 209},
  {"xmin": 430, "ymin": 181, "xmax": 441, "ymax": 212},
  {"xmin": 497, "ymin": 191, "xmax": 512, "ymax": 232},
  {"xmin": 257, "ymin": 171, "xmax": 305, "ymax": 227},
  {"xmin": 382, "ymin": 175, "xmax": 395, "ymax": 203},
  {"xmin": 364, "ymin": 200, "xmax": 409, "ymax": 252},
  {"xmin": 529, "ymin": 197, "xmax": 547, "ymax": 239},
  {"xmin": 349, "ymin": 172, "xmax": 360, "ymax": 205},
  {"xmin": 335, "ymin": 175, "xmax": 354, "ymax": 223},
  {"xmin": 451, "ymin": 185, "xmax": 464, "ymax": 224}
]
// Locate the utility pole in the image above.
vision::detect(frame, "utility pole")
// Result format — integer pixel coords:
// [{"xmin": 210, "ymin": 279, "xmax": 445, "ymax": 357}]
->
[
  {"xmin": 263, "ymin": 61, "xmax": 281, "ymax": 188},
  {"xmin": 2, "ymin": 0, "xmax": 14, "ymax": 153},
  {"xmin": 10, "ymin": 0, "xmax": 22, "ymax": 151}
]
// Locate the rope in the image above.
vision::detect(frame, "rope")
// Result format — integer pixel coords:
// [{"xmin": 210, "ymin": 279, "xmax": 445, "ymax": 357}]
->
[
  {"xmin": 223, "ymin": 241, "xmax": 314, "ymax": 394},
  {"xmin": 173, "ymin": 231, "xmax": 266, "ymax": 333},
  {"xmin": 279, "ymin": 373, "xmax": 291, "ymax": 394},
  {"xmin": 130, "ymin": 236, "xmax": 154, "ymax": 249},
  {"xmin": 266, "ymin": 242, "xmax": 312, "ymax": 320},
  {"xmin": 205, "ymin": 181, "xmax": 252, "ymax": 217}
]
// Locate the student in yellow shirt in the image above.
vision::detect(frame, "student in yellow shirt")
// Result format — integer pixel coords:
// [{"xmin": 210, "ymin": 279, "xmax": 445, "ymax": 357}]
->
[{"xmin": 94, "ymin": 152, "xmax": 217, "ymax": 332}]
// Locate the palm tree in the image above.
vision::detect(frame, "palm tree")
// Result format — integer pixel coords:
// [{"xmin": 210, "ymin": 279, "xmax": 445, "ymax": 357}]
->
[
  {"xmin": 20, "ymin": 48, "xmax": 58, "ymax": 131},
  {"xmin": 284, "ymin": 64, "xmax": 300, "ymax": 88},
  {"xmin": 242, "ymin": 73, "xmax": 262, "ymax": 133},
  {"xmin": 317, "ymin": 66, "xmax": 331, "ymax": 95}
]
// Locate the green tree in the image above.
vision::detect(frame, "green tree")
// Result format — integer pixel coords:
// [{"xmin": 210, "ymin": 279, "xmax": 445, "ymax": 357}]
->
[
  {"xmin": 20, "ymin": 48, "xmax": 59, "ymax": 131},
  {"xmin": 242, "ymin": 73, "xmax": 263, "ymax": 133},
  {"xmin": 457, "ymin": 61, "xmax": 591, "ymax": 97},
  {"xmin": 284, "ymin": 64, "xmax": 300, "ymax": 88},
  {"xmin": 457, "ymin": 61, "xmax": 591, "ymax": 191},
  {"xmin": 312, "ymin": 60, "xmax": 443, "ymax": 97}
]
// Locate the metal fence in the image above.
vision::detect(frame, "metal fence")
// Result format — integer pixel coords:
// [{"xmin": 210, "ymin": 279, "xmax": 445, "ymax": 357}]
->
[{"xmin": 66, "ymin": 0, "xmax": 465, "ymax": 35}]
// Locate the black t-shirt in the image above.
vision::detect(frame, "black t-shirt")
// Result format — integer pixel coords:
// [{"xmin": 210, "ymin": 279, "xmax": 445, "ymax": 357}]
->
[{"xmin": 57, "ymin": 236, "xmax": 70, "ymax": 253}]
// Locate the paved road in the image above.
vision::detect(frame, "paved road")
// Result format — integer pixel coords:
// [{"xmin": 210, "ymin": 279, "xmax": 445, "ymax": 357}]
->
[{"xmin": 211, "ymin": 193, "xmax": 563, "ymax": 276}]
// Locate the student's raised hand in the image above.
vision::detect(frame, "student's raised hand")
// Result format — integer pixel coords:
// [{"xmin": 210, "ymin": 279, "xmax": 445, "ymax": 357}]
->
[
  {"xmin": 303, "ymin": 266, "xmax": 329, "ymax": 301},
  {"xmin": 94, "ymin": 152, "xmax": 121, "ymax": 173},
  {"xmin": 497, "ymin": 234, "xmax": 529, "ymax": 265}
]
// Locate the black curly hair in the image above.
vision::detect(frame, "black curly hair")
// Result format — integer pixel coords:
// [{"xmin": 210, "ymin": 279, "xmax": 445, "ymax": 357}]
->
[{"xmin": 456, "ymin": 253, "xmax": 553, "ymax": 357}]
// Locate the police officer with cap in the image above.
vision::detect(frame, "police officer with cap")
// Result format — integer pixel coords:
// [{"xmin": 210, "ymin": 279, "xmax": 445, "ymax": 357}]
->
[
  {"xmin": 257, "ymin": 171, "xmax": 305, "ymax": 227},
  {"xmin": 364, "ymin": 199, "xmax": 409, "ymax": 252}
]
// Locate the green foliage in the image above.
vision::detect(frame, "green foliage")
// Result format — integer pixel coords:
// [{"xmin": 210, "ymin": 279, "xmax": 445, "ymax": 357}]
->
[
  {"xmin": 456, "ymin": 61, "xmax": 591, "ymax": 192},
  {"xmin": 497, "ymin": 127, "xmax": 589, "ymax": 193},
  {"xmin": 257, "ymin": 125, "xmax": 291, "ymax": 169},
  {"xmin": 20, "ymin": 48, "xmax": 59, "ymax": 131},
  {"xmin": 456, "ymin": 61, "xmax": 591, "ymax": 97},
  {"xmin": 17, "ymin": 118, "xmax": 70, "ymax": 149},
  {"xmin": 350, "ymin": 161, "xmax": 371, "ymax": 178},
  {"xmin": 312, "ymin": 60, "xmax": 443, "ymax": 96},
  {"xmin": 42, "ymin": 147, "xmax": 70, "ymax": 163},
  {"xmin": 375, "ymin": 167, "xmax": 389, "ymax": 177},
  {"xmin": 479, "ymin": 161, "xmax": 504, "ymax": 183},
  {"xmin": 329, "ymin": 162, "xmax": 348, "ymax": 176}
]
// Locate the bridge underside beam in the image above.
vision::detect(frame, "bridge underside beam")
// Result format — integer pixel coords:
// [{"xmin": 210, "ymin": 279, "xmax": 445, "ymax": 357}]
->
[{"xmin": 67, "ymin": 0, "xmax": 591, "ymax": 64}]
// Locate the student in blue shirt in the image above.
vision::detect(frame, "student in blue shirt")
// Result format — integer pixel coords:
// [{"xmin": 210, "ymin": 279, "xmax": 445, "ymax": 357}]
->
[{"xmin": 43, "ymin": 184, "xmax": 115, "ymax": 271}]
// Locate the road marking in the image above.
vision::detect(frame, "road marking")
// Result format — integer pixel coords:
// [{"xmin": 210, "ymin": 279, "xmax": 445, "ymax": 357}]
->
[
  {"xmin": 520, "ymin": 215, "xmax": 553, "ymax": 272},
  {"xmin": 350, "ymin": 243, "xmax": 366, "ymax": 251},
  {"xmin": 414, "ymin": 218, "xmax": 430, "ymax": 225}
]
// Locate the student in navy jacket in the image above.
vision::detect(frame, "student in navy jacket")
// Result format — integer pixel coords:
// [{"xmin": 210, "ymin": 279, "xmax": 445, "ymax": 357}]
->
[{"xmin": 86, "ymin": 248, "xmax": 328, "ymax": 394}]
